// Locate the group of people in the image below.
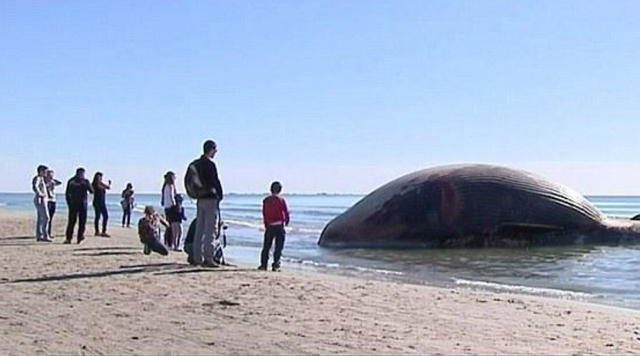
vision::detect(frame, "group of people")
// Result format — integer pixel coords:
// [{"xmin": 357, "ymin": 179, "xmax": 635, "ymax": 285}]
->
[
  {"xmin": 33, "ymin": 166, "xmax": 134, "ymax": 244},
  {"xmin": 32, "ymin": 139, "xmax": 291, "ymax": 271},
  {"xmin": 31, "ymin": 165, "xmax": 61, "ymax": 242}
]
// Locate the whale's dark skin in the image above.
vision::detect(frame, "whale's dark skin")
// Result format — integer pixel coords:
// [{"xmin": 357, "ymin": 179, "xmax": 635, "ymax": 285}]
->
[{"xmin": 318, "ymin": 164, "xmax": 640, "ymax": 248}]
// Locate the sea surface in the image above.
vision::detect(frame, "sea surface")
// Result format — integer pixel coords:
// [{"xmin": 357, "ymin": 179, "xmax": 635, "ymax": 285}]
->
[{"xmin": 2, "ymin": 193, "xmax": 640, "ymax": 310}]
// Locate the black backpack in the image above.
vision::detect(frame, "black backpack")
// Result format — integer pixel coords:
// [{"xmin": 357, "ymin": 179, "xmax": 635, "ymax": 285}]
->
[{"xmin": 184, "ymin": 159, "xmax": 209, "ymax": 199}]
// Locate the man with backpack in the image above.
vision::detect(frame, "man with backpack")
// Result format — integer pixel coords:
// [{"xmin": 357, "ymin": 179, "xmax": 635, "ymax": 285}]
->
[{"xmin": 184, "ymin": 140, "xmax": 224, "ymax": 267}]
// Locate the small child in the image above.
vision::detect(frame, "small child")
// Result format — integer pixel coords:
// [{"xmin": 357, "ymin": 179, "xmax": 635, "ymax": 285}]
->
[
  {"xmin": 138, "ymin": 206, "xmax": 169, "ymax": 256},
  {"xmin": 259, "ymin": 181, "xmax": 290, "ymax": 271}
]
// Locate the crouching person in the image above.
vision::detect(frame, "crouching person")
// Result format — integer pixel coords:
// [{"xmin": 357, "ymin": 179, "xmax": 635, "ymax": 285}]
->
[{"xmin": 138, "ymin": 206, "xmax": 169, "ymax": 256}]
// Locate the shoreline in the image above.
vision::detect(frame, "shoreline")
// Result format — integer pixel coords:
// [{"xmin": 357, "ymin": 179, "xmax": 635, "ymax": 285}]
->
[
  {"xmin": 2, "ymin": 209, "xmax": 640, "ymax": 355},
  {"xmin": 4, "ymin": 206, "xmax": 639, "ymax": 312}
]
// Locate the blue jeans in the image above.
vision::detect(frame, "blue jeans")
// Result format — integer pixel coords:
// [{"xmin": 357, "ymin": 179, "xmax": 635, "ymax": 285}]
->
[{"xmin": 34, "ymin": 199, "xmax": 50, "ymax": 240}]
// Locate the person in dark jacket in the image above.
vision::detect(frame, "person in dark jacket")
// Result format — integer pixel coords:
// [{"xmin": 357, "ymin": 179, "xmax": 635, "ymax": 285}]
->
[
  {"xmin": 65, "ymin": 168, "xmax": 93, "ymax": 244},
  {"xmin": 91, "ymin": 172, "xmax": 112, "ymax": 237},
  {"xmin": 190, "ymin": 139, "xmax": 224, "ymax": 267}
]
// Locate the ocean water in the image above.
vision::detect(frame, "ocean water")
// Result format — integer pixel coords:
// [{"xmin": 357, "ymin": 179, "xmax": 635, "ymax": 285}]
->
[{"xmin": 2, "ymin": 192, "xmax": 640, "ymax": 310}]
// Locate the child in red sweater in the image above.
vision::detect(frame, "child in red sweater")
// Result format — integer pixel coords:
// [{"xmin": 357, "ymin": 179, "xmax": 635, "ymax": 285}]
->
[{"xmin": 259, "ymin": 181, "xmax": 290, "ymax": 271}]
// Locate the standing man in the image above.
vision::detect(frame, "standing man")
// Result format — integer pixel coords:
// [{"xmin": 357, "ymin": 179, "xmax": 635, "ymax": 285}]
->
[
  {"xmin": 32, "ymin": 165, "xmax": 51, "ymax": 242},
  {"xmin": 45, "ymin": 169, "xmax": 62, "ymax": 238},
  {"xmin": 65, "ymin": 168, "xmax": 93, "ymax": 244},
  {"xmin": 191, "ymin": 140, "xmax": 224, "ymax": 267}
]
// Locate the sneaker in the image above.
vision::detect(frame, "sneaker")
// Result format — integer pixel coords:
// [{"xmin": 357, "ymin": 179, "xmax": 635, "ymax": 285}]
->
[
  {"xmin": 272, "ymin": 265, "xmax": 281, "ymax": 272},
  {"xmin": 63, "ymin": 239, "xmax": 71, "ymax": 244},
  {"xmin": 101, "ymin": 233, "xmax": 111, "ymax": 238},
  {"xmin": 77, "ymin": 236, "xmax": 85, "ymax": 244},
  {"xmin": 143, "ymin": 244, "xmax": 151, "ymax": 255},
  {"xmin": 39, "ymin": 237, "xmax": 53, "ymax": 243},
  {"xmin": 257, "ymin": 265, "xmax": 267, "ymax": 271},
  {"xmin": 201, "ymin": 260, "xmax": 220, "ymax": 268}
]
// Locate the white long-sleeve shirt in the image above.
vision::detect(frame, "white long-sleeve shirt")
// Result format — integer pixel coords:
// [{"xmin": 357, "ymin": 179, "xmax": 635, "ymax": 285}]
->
[{"xmin": 32, "ymin": 176, "xmax": 48, "ymax": 204}]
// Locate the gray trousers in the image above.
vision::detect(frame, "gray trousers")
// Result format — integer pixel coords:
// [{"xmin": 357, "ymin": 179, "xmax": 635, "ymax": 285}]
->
[{"xmin": 192, "ymin": 198, "xmax": 219, "ymax": 264}]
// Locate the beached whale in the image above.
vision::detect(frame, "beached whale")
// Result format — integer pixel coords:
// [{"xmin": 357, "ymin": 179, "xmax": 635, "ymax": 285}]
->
[{"xmin": 318, "ymin": 164, "xmax": 640, "ymax": 248}]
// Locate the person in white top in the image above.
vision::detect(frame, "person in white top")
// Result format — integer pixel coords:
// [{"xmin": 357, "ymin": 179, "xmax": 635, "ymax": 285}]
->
[
  {"xmin": 161, "ymin": 171, "xmax": 180, "ymax": 249},
  {"xmin": 44, "ymin": 169, "xmax": 62, "ymax": 238},
  {"xmin": 32, "ymin": 165, "xmax": 51, "ymax": 242}
]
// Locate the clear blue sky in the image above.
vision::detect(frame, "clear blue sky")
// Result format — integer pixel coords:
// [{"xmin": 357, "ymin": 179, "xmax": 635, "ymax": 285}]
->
[{"xmin": 1, "ymin": 0, "xmax": 639, "ymax": 194}]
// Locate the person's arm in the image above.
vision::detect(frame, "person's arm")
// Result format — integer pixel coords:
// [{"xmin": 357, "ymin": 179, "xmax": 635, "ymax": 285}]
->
[
  {"xmin": 283, "ymin": 199, "xmax": 290, "ymax": 226},
  {"xmin": 98, "ymin": 180, "xmax": 111, "ymax": 190},
  {"xmin": 262, "ymin": 200, "xmax": 268, "ymax": 228},
  {"xmin": 212, "ymin": 162, "xmax": 223, "ymax": 201},
  {"xmin": 156, "ymin": 214, "xmax": 170, "ymax": 228},
  {"xmin": 32, "ymin": 177, "xmax": 40, "ymax": 196},
  {"xmin": 170, "ymin": 185, "xmax": 177, "ymax": 206},
  {"xmin": 65, "ymin": 180, "xmax": 71, "ymax": 204},
  {"xmin": 33, "ymin": 177, "xmax": 46, "ymax": 198},
  {"xmin": 53, "ymin": 179, "xmax": 62, "ymax": 186},
  {"xmin": 87, "ymin": 180, "xmax": 94, "ymax": 194}
]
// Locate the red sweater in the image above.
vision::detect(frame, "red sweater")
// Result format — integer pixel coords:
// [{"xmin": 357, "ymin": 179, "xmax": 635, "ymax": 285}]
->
[{"xmin": 263, "ymin": 195, "xmax": 290, "ymax": 226}]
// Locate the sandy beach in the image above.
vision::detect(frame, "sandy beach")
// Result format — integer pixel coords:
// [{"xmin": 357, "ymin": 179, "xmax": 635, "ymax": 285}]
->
[{"xmin": 0, "ymin": 210, "xmax": 639, "ymax": 355}]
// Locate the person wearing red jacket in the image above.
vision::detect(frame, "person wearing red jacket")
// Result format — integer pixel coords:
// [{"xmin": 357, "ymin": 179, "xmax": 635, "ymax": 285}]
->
[{"xmin": 259, "ymin": 181, "xmax": 290, "ymax": 271}]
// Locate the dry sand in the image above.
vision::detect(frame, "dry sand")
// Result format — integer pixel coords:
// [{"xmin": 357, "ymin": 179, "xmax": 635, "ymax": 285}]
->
[{"xmin": 1, "ymin": 209, "xmax": 639, "ymax": 355}]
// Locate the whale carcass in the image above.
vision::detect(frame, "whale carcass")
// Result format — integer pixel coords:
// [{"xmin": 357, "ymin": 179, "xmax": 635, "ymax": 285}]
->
[{"xmin": 318, "ymin": 164, "xmax": 640, "ymax": 248}]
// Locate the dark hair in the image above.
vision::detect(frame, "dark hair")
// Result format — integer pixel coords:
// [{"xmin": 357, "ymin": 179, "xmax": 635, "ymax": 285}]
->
[
  {"xmin": 92, "ymin": 172, "xmax": 103, "ymax": 186},
  {"xmin": 270, "ymin": 181, "xmax": 282, "ymax": 194},
  {"xmin": 76, "ymin": 167, "xmax": 85, "ymax": 175},
  {"xmin": 164, "ymin": 171, "xmax": 175, "ymax": 185},
  {"xmin": 37, "ymin": 165, "xmax": 48, "ymax": 174},
  {"xmin": 123, "ymin": 183, "xmax": 133, "ymax": 195},
  {"xmin": 203, "ymin": 140, "xmax": 217, "ymax": 154}
]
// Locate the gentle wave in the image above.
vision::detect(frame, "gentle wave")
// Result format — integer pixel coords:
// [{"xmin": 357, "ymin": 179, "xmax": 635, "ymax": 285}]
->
[
  {"xmin": 283, "ymin": 257, "xmax": 404, "ymax": 276},
  {"xmin": 454, "ymin": 279, "xmax": 591, "ymax": 298},
  {"xmin": 224, "ymin": 219, "xmax": 323, "ymax": 235}
]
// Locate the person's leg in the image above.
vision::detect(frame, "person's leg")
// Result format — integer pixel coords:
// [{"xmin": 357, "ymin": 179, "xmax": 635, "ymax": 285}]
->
[
  {"xmin": 273, "ymin": 225, "xmax": 286, "ymax": 269},
  {"xmin": 42, "ymin": 202, "xmax": 50, "ymax": 239},
  {"xmin": 171, "ymin": 222, "xmax": 181, "ymax": 250},
  {"xmin": 101, "ymin": 203, "xmax": 109, "ymax": 234},
  {"xmin": 47, "ymin": 201, "xmax": 56, "ymax": 237},
  {"xmin": 78, "ymin": 204, "xmax": 88, "ymax": 242},
  {"xmin": 192, "ymin": 201, "xmax": 207, "ymax": 264},
  {"xmin": 260, "ymin": 226, "xmax": 275, "ymax": 268},
  {"xmin": 202, "ymin": 199, "xmax": 218, "ymax": 264},
  {"xmin": 122, "ymin": 207, "xmax": 126, "ymax": 227},
  {"xmin": 66, "ymin": 204, "xmax": 78, "ymax": 242},
  {"xmin": 34, "ymin": 201, "xmax": 43, "ymax": 240},
  {"xmin": 164, "ymin": 225, "xmax": 172, "ymax": 248},
  {"xmin": 176, "ymin": 223, "xmax": 183, "ymax": 250},
  {"xmin": 147, "ymin": 235, "xmax": 169, "ymax": 256},
  {"xmin": 36, "ymin": 201, "xmax": 50, "ymax": 240},
  {"xmin": 93, "ymin": 205, "xmax": 100, "ymax": 235}
]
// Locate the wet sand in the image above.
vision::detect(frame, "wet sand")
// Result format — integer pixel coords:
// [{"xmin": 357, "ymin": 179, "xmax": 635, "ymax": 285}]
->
[{"xmin": 1, "ymin": 210, "xmax": 639, "ymax": 355}]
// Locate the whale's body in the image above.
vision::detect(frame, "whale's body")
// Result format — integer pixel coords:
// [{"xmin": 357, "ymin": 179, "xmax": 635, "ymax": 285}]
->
[{"xmin": 318, "ymin": 164, "xmax": 640, "ymax": 248}]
